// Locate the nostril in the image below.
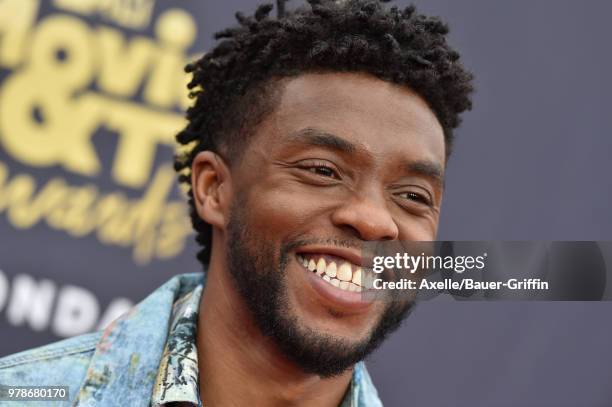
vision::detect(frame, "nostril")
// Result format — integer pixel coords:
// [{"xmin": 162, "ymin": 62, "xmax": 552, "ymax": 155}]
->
[
  {"xmin": 337, "ymin": 224, "xmax": 363, "ymax": 240},
  {"xmin": 336, "ymin": 221, "xmax": 394, "ymax": 240},
  {"xmin": 330, "ymin": 195, "xmax": 399, "ymax": 241}
]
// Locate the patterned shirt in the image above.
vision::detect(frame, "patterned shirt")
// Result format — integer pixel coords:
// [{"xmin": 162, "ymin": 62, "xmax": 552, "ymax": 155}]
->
[{"xmin": 0, "ymin": 273, "xmax": 383, "ymax": 406}]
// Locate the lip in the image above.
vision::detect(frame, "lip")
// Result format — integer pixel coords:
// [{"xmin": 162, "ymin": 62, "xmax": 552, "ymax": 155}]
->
[{"xmin": 296, "ymin": 253, "xmax": 375, "ymax": 313}]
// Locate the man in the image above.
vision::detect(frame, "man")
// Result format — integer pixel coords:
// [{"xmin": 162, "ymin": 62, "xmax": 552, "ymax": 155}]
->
[{"xmin": 0, "ymin": 0, "xmax": 473, "ymax": 405}]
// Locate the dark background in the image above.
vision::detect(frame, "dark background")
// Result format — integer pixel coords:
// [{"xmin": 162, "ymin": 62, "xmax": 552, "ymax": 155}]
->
[{"xmin": 1, "ymin": 1, "xmax": 611, "ymax": 406}]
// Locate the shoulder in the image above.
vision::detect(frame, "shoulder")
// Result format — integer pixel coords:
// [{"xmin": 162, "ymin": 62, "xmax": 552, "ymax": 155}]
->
[
  {"xmin": 0, "ymin": 273, "xmax": 204, "ymax": 405},
  {"xmin": 0, "ymin": 332, "xmax": 101, "ymax": 390},
  {"xmin": 354, "ymin": 362, "xmax": 384, "ymax": 407}
]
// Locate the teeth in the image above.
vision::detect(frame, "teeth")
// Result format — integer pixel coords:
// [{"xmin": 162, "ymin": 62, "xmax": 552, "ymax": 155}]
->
[
  {"xmin": 337, "ymin": 262, "xmax": 352, "ymax": 282},
  {"xmin": 316, "ymin": 258, "xmax": 326, "ymax": 275},
  {"xmin": 325, "ymin": 261, "xmax": 337, "ymax": 278},
  {"xmin": 299, "ymin": 254, "xmax": 367, "ymax": 292},
  {"xmin": 352, "ymin": 268, "xmax": 362, "ymax": 286}
]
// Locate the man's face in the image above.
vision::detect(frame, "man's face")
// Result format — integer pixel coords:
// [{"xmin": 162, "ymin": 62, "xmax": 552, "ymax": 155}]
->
[{"xmin": 223, "ymin": 72, "xmax": 445, "ymax": 377}]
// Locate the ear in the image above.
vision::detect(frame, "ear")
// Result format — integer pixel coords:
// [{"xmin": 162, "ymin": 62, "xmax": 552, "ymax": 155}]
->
[{"xmin": 191, "ymin": 151, "xmax": 233, "ymax": 230}]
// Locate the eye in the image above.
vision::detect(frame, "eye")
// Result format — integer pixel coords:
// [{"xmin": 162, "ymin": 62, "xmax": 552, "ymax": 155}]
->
[
  {"xmin": 308, "ymin": 166, "xmax": 336, "ymax": 178},
  {"xmin": 298, "ymin": 160, "xmax": 340, "ymax": 179},
  {"xmin": 395, "ymin": 191, "xmax": 433, "ymax": 207}
]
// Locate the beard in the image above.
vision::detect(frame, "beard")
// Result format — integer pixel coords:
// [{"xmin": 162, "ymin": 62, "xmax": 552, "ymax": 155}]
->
[{"xmin": 225, "ymin": 194, "xmax": 415, "ymax": 378}]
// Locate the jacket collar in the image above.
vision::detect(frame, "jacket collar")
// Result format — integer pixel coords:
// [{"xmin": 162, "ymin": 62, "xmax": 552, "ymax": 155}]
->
[{"xmin": 73, "ymin": 272, "xmax": 381, "ymax": 406}]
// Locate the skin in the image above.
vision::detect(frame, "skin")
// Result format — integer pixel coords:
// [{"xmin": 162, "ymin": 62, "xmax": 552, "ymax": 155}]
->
[{"xmin": 192, "ymin": 72, "xmax": 446, "ymax": 406}]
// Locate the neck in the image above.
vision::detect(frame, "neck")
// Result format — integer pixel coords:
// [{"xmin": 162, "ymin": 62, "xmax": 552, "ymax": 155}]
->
[{"xmin": 196, "ymin": 251, "xmax": 353, "ymax": 407}]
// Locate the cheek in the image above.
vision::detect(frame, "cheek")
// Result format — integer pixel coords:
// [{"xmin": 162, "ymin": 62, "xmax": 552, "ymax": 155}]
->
[
  {"xmin": 396, "ymin": 214, "xmax": 440, "ymax": 241},
  {"xmin": 241, "ymin": 186, "xmax": 329, "ymax": 240},
  {"xmin": 243, "ymin": 186, "xmax": 440, "ymax": 242}
]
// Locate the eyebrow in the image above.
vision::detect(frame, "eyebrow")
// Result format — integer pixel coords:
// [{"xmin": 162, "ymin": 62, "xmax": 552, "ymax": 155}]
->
[
  {"xmin": 405, "ymin": 161, "xmax": 445, "ymax": 187},
  {"xmin": 287, "ymin": 127, "xmax": 356, "ymax": 154},
  {"xmin": 287, "ymin": 127, "xmax": 444, "ymax": 185}
]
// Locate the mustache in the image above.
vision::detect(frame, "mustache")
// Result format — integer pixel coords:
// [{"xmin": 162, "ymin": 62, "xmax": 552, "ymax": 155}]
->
[{"xmin": 283, "ymin": 237, "xmax": 363, "ymax": 253}]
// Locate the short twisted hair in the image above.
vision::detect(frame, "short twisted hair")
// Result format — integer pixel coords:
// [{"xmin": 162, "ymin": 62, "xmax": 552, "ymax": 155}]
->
[{"xmin": 175, "ymin": 0, "xmax": 474, "ymax": 266}]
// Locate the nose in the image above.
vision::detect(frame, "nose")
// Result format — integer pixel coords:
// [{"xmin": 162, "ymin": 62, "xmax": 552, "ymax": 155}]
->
[{"xmin": 330, "ymin": 193, "xmax": 399, "ymax": 241}]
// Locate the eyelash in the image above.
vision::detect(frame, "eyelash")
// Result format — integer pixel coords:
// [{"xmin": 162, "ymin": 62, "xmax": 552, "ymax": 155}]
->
[
  {"xmin": 297, "ymin": 161, "xmax": 433, "ymax": 207},
  {"xmin": 395, "ymin": 191, "xmax": 433, "ymax": 207},
  {"xmin": 299, "ymin": 161, "xmax": 340, "ymax": 179}
]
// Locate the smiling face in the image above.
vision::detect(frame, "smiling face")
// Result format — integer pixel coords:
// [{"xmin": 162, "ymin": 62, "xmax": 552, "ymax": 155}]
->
[{"xmin": 199, "ymin": 72, "xmax": 446, "ymax": 377}]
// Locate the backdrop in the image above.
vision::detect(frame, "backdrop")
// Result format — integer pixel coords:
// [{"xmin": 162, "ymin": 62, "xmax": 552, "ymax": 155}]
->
[{"xmin": 1, "ymin": 1, "xmax": 611, "ymax": 406}]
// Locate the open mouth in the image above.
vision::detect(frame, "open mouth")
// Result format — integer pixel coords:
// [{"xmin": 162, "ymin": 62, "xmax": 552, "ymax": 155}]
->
[{"xmin": 296, "ymin": 253, "xmax": 373, "ymax": 293}]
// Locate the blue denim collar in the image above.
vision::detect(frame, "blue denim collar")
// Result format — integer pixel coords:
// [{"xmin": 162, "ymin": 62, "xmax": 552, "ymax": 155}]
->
[{"xmin": 73, "ymin": 272, "xmax": 382, "ymax": 406}]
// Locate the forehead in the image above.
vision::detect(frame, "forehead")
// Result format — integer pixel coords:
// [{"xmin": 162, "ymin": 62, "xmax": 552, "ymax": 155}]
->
[{"xmin": 265, "ymin": 72, "xmax": 446, "ymax": 165}]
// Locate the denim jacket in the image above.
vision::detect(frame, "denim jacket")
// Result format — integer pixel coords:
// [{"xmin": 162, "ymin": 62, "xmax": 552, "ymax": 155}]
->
[{"xmin": 0, "ymin": 273, "xmax": 383, "ymax": 406}]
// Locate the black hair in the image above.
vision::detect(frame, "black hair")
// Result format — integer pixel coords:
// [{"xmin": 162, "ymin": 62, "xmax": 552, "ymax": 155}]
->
[{"xmin": 175, "ymin": 0, "xmax": 474, "ymax": 266}]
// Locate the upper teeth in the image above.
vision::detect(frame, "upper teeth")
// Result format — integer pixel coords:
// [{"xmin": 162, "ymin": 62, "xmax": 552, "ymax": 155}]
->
[{"xmin": 298, "ymin": 254, "xmax": 369, "ymax": 292}]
